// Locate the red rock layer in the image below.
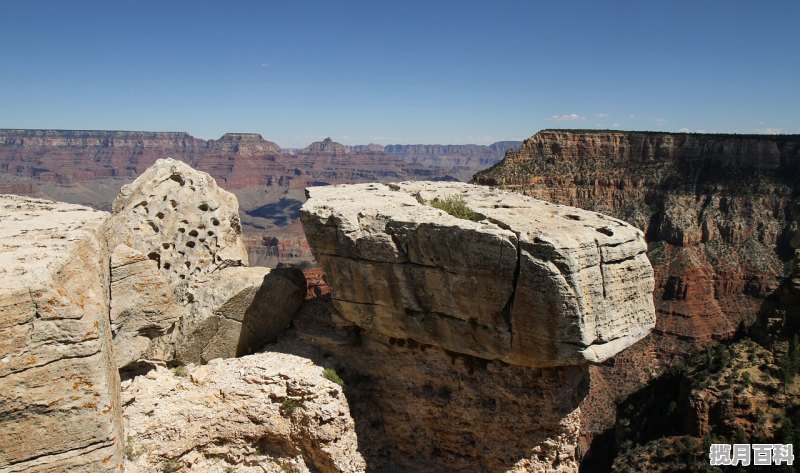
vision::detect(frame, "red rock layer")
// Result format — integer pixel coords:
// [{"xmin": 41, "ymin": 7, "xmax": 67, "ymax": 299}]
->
[{"xmin": 474, "ymin": 129, "xmax": 800, "ymax": 448}]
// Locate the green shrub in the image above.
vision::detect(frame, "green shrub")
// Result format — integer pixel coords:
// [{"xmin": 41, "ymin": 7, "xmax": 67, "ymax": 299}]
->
[
  {"xmin": 322, "ymin": 368, "xmax": 344, "ymax": 386},
  {"xmin": 430, "ymin": 195, "xmax": 480, "ymax": 221},
  {"xmin": 171, "ymin": 365, "xmax": 188, "ymax": 377},
  {"xmin": 124, "ymin": 436, "xmax": 139, "ymax": 460},
  {"xmin": 161, "ymin": 459, "xmax": 182, "ymax": 473},
  {"xmin": 280, "ymin": 398, "xmax": 301, "ymax": 416}
]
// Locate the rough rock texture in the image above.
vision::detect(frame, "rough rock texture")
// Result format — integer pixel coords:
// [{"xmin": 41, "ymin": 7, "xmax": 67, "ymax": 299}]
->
[
  {"xmin": 121, "ymin": 353, "xmax": 365, "ymax": 473},
  {"xmin": 270, "ymin": 294, "xmax": 587, "ymax": 472},
  {"xmin": 108, "ymin": 157, "xmax": 249, "ymax": 283},
  {"xmin": 300, "ymin": 181, "xmax": 655, "ymax": 367},
  {"xmin": 472, "ymin": 129, "xmax": 800, "ymax": 457},
  {"xmin": 173, "ymin": 266, "xmax": 307, "ymax": 364},
  {"xmin": 0, "ymin": 195, "xmax": 123, "ymax": 472},
  {"xmin": 107, "ymin": 158, "xmax": 305, "ymax": 365},
  {"xmin": 474, "ymin": 130, "xmax": 800, "ymax": 345},
  {"xmin": 109, "ymin": 245, "xmax": 181, "ymax": 369}
]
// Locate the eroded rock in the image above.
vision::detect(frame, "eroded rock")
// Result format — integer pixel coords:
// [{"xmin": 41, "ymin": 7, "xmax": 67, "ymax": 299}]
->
[
  {"xmin": 0, "ymin": 195, "xmax": 123, "ymax": 472},
  {"xmin": 107, "ymin": 158, "xmax": 305, "ymax": 365},
  {"xmin": 300, "ymin": 182, "xmax": 655, "ymax": 367},
  {"xmin": 122, "ymin": 353, "xmax": 365, "ymax": 473},
  {"xmin": 110, "ymin": 245, "xmax": 182, "ymax": 369}
]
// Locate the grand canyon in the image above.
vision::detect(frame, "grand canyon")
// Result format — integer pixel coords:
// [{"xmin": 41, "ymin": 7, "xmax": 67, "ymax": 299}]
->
[
  {"xmin": 0, "ymin": 129, "xmax": 519, "ymax": 267},
  {"xmin": 2, "ymin": 128, "xmax": 800, "ymax": 472}
]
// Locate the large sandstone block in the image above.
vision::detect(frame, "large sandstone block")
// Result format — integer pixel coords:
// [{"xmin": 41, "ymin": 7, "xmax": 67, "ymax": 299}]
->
[
  {"xmin": 300, "ymin": 182, "xmax": 656, "ymax": 367},
  {"xmin": 107, "ymin": 158, "xmax": 305, "ymax": 365},
  {"xmin": 0, "ymin": 195, "xmax": 122, "ymax": 472}
]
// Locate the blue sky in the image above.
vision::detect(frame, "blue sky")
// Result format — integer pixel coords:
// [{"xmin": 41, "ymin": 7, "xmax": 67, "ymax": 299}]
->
[{"xmin": 1, "ymin": 1, "xmax": 798, "ymax": 147}]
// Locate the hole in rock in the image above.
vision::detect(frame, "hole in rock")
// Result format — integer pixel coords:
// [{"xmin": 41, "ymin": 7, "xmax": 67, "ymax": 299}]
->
[
  {"xmin": 564, "ymin": 214, "xmax": 582, "ymax": 221},
  {"xmin": 211, "ymin": 218, "xmax": 220, "ymax": 226},
  {"xmin": 189, "ymin": 229, "xmax": 199, "ymax": 237},
  {"xmin": 169, "ymin": 174, "xmax": 185, "ymax": 186},
  {"xmin": 162, "ymin": 243, "xmax": 170, "ymax": 249},
  {"xmin": 170, "ymin": 200, "xmax": 178, "ymax": 209},
  {"xmin": 156, "ymin": 212, "xmax": 165, "ymax": 219},
  {"xmin": 198, "ymin": 203, "xmax": 210, "ymax": 211},
  {"xmin": 178, "ymin": 228, "xmax": 185, "ymax": 233},
  {"xmin": 147, "ymin": 252, "xmax": 161, "ymax": 268},
  {"xmin": 186, "ymin": 241, "xmax": 196, "ymax": 248},
  {"xmin": 163, "ymin": 262, "xmax": 171, "ymax": 270},
  {"xmin": 596, "ymin": 227, "xmax": 614, "ymax": 236}
]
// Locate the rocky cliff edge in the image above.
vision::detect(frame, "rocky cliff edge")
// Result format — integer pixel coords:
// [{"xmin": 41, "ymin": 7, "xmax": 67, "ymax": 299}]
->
[{"xmin": 300, "ymin": 181, "xmax": 656, "ymax": 367}]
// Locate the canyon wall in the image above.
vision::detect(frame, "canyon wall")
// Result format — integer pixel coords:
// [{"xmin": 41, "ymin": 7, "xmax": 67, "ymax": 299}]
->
[
  {"xmin": 473, "ymin": 129, "xmax": 800, "ymax": 447},
  {"xmin": 0, "ymin": 129, "xmax": 518, "ymax": 267},
  {"xmin": 293, "ymin": 182, "xmax": 655, "ymax": 471}
]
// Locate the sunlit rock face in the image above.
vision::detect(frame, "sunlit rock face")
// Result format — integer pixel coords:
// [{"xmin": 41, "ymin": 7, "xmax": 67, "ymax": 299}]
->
[
  {"xmin": 0, "ymin": 195, "xmax": 123, "ymax": 472},
  {"xmin": 300, "ymin": 181, "xmax": 655, "ymax": 367}
]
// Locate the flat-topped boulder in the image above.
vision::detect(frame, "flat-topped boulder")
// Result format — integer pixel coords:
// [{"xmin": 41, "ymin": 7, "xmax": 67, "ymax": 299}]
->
[
  {"xmin": 300, "ymin": 182, "xmax": 656, "ymax": 367},
  {"xmin": 0, "ymin": 195, "xmax": 123, "ymax": 472}
]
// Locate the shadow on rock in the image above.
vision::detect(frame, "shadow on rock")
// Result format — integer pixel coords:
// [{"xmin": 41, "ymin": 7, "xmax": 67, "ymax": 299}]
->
[{"xmin": 267, "ymin": 296, "xmax": 590, "ymax": 473}]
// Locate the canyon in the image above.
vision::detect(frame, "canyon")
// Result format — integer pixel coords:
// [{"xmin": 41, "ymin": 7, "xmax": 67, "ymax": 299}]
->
[
  {"xmin": 0, "ymin": 129, "xmax": 518, "ymax": 267},
  {"xmin": 1, "ymin": 158, "xmax": 656, "ymax": 472},
  {"xmin": 4, "ymin": 128, "xmax": 800, "ymax": 471},
  {"xmin": 474, "ymin": 129, "xmax": 800, "ymax": 456}
]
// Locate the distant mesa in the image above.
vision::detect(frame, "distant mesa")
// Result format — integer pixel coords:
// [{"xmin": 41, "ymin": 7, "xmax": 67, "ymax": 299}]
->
[
  {"xmin": 301, "ymin": 137, "xmax": 352, "ymax": 155},
  {"xmin": 213, "ymin": 132, "xmax": 281, "ymax": 155}
]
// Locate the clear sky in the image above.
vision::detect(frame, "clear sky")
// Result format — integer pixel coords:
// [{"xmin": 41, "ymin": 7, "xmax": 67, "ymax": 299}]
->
[{"xmin": 1, "ymin": 1, "xmax": 798, "ymax": 148}]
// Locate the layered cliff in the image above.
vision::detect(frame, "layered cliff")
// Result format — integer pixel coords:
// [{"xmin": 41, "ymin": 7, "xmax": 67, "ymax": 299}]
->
[
  {"xmin": 475, "ymin": 130, "xmax": 800, "ymax": 345},
  {"xmin": 473, "ymin": 130, "xmax": 800, "ymax": 455},
  {"xmin": 293, "ymin": 182, "xmax": 655, "ymax": 471},
  {"xmin": 0, "ymin": 129, "xmax": 513, "ymax": 267}
]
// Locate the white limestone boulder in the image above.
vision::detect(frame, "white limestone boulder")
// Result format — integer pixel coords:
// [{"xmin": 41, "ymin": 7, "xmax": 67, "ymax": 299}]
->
[{"xmin": 300, "ymin": 182, "xmax": 655, "ymax": 367}]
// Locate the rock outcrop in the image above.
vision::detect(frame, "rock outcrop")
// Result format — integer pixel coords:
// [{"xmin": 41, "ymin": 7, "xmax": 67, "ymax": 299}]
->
[
  {"xmin": 474, "ymin": 130, "xmax": 800, "ymax": 345},
  {"xmin": 109, "ymin": 245, "xmax": 181, "ymax": 369},
  {"xmin": 300, "ymin": 182, "xmax": 655, "ymax": 367},
  {"xmin": 472, "ymin": 129, "xmax": 800, "ymax": 453},
  {"xmin": 107, "ymin": 158, "xmax": 305, "ymax": 365},
  {"xmin": 0, "ymin": 195, "xmax": 123, "ymax": 472},
  {"xmin": 273, "ymin": 287, "xmax": 589, "ymax": 472},
  {"xmin": 122, "ymin": 353, "xmax": 365, "ymax": 473},
  {"xmin": 301, "ymin": 137, "xmax": 352, "ymax": 155}
]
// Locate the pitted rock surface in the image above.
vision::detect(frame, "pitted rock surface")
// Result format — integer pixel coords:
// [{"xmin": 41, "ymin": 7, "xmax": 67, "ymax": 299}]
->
[
  {"xmin": 300, "ymin": 182, "xmax": 655, "ymax": 367},
  {"xmin": 107, "ymin": 159, "xmax": 305, "ymax": 365},
  {"xmin": 108, "ymin": 157, "xmax": 248, "ymax": 291}
]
